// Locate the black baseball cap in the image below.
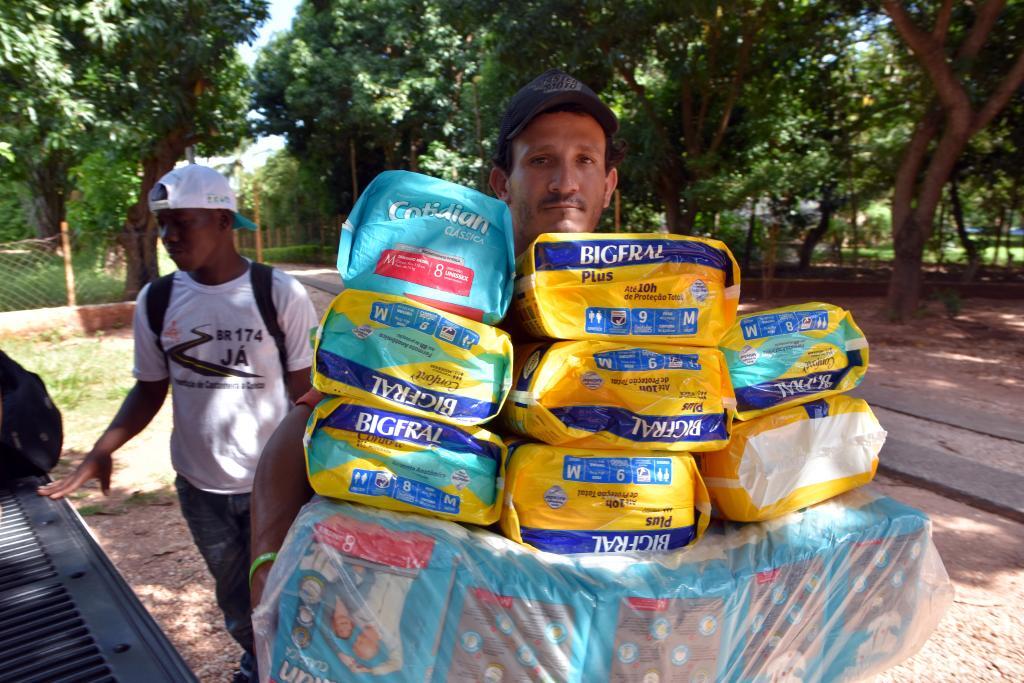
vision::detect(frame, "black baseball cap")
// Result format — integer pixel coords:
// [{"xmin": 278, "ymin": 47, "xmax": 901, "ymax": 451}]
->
[{"xmin": 494, "ymin": 69, "xmax": 619, "ymax": 169}]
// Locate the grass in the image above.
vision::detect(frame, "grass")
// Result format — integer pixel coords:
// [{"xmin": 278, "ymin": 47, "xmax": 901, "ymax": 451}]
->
[
  {"xmin": 851, "ymin": 242, "xmax": 1024, "ymax": 264},
  {"xmin": 239, "ymin": 244, "xmax": 334, "ymax": 265},
  {"xmin": 3, "ymin": 332, "xmax": 135, "ymax": 453}
]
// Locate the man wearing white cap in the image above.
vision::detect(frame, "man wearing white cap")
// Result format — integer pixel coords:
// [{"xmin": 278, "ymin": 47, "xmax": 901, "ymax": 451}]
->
[{"xmin": 40, "ymin": 163, "xmax": 319, "ymax": 683}]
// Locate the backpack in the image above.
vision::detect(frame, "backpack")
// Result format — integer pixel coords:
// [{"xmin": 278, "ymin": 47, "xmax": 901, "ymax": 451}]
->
[
  {"xmin": 145, "ymin": 261, "xmax": 288, "ymax": 375},
  {"xmin": 0, "ymin": 350, "xmax": 63, "ymax": 480}
]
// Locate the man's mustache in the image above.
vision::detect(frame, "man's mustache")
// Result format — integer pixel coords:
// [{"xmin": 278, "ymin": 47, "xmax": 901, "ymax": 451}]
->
[{"xmin": 540, "ymin": 194, "xmax": 586, "ymax": 211}]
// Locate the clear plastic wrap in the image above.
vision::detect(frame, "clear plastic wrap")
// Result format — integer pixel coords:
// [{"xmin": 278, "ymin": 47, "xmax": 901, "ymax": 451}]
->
[{"xmin": 255, "ymin": 489, "xmax": 951, "ymax": 682}]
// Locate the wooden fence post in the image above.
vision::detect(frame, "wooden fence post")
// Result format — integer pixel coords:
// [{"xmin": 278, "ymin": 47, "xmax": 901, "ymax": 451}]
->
[
  {"xmin": 60, "ymin": 221, "xmax": 76, "ymax": 307},
  {"xmin": 254, "ymin": 180, "xmax": 263, "ymax": 263}
]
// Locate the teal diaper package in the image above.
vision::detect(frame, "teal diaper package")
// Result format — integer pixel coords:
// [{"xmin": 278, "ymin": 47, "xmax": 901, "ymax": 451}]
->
[
  {"xmin": 338, "ymin": 170, "xmax": 516, "ymax": 324},
  {"xmin": 256, "ymin": 493, "xmax": 951, "ymax": 682}
]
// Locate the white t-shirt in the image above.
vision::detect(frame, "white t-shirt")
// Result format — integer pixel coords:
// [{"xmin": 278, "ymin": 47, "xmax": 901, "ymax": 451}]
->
[{"xmin": 133, "ymin": 264, "xmax": 318, "ymax": 494}]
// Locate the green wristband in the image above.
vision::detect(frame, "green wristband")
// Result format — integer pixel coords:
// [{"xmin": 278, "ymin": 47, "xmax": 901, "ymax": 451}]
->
[{"xmin": 249, "ymin": 552, "xmax": 278, "ymax": 589}]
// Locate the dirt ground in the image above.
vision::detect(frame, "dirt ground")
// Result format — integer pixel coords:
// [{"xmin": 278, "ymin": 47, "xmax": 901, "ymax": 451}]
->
[{"xmin": 47, "ymin": 291, "xmax": 1024, "ymax": 682}]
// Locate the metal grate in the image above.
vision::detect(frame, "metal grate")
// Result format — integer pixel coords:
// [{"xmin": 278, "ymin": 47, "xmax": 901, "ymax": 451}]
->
[{"xmin": 0, "ymin": 479, "xmax": 196, "ymax": 682}]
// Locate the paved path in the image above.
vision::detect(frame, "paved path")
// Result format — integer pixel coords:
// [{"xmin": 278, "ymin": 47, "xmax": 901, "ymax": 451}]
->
[{"xmin": 850, "ymin": 381, "xmax": 1024, "ymax": 524}]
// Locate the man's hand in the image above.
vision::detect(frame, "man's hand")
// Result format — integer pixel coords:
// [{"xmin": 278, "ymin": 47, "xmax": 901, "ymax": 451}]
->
[
  {"xmin": 37, "ymin": 449, "xmax": 113, "ymax": 499},
  {"xmin": 36, "ymin": 378, "xmax": 167, "ymax": 500}
]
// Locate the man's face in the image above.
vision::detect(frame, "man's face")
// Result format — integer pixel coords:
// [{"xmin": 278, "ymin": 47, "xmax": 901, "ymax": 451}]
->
[
  {"xmin": 157, "ymin": 208, "xmax": 231, "ymax": 271},
  {"xmin": 490, "ymin": 111, "xmax": 618, "ymax": 255}
]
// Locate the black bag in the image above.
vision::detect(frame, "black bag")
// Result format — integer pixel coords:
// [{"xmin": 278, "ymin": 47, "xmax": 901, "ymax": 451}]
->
[{"xmin": 0, "ymin": 350, "xmax": 63, "ymax": 480}]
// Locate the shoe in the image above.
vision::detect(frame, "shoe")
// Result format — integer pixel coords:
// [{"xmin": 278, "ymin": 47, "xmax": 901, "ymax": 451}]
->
[{"xmin": 230, "ymin": 669, "xmax": 253, "ymax": 683}]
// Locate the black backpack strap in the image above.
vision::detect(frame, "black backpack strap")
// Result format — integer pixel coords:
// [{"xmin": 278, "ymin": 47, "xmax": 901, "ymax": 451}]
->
[
  {"xmin": 145, "ymin": 274, "xmax": 176, "ymax": 363},
  {"xmin": 250, "ymin": 262, "xmax": 288, "ymax": 377}
]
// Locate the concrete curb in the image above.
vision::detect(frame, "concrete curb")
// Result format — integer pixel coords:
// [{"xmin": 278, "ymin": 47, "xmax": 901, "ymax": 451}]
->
[
  {"xmin": 852, "ymin": 385, "xmax": 1024, "ymax": 444},
  {"xmin": 878, "ymin": 437, "xmax": 1024, "ymax": 525},
  {"xmin": 0, "ymin": 302, "xmax": 135, "ymax": 337}
]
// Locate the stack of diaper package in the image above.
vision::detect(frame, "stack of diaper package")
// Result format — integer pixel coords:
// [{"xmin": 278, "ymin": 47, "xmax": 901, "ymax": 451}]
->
[
  {"xmin": 304, "ymin": 170, "xmax": 516, "ymax": 528},
  {"xmin": 254, "ymin": 172, "xmax": 950, "ymax": 683},
  {"xmin": 498, "ymin": 233, "xmax": 743, "ymax": 555},
  {"xmin": 706, "ymin": 303, "xmax": 883, "ymax": 522}
]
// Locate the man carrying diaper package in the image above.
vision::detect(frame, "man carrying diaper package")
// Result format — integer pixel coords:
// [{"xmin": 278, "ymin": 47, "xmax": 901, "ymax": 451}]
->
[{"xmin": 249, "ymin": 69, "xmax": 625, "ymax": 603}]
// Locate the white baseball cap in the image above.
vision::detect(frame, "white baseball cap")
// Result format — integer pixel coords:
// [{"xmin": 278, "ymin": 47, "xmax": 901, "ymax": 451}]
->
[{"xmin": 148, "ymin": 164, "xmax": 257, "ymax": 230}]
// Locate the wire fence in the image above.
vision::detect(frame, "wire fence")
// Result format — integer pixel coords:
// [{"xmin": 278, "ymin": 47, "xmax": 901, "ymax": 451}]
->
[
  {"xmin": 0, "ymin": 232, "xmax": 126, "ymax": 313},
  {"xmin": 0, "ymin": 218, "xmax": 340, "ymax": 314}
]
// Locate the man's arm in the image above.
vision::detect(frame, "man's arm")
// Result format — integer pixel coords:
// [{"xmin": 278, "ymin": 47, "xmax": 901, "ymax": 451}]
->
[
  {"xmin": 285, "ymin": 367, "xmax": 311, "ymax": 403},
  {"xmin": 250, "ymin": 402, "xmax": 315, "ymax": 606},
  {"xmin": 38, "ymin": 378, "xmax": 169, "ymax": 498}
]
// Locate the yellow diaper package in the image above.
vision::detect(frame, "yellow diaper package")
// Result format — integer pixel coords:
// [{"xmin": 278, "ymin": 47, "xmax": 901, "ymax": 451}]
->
[
  {"xmin": 513, "ymin": 232, "xmax": 740, "ymax": 345},
  {"xmin": 312, "ymin": 289, "xmax": 512, "ymax": 425},
  {"xmin": 501, "ymin": 442, "xmax": 710, "ymax": 554},
  {"xmin": 699, "ymin": 396, "xmax": 885, "ymax": 522},
  {"xmin": 305, "ymin": 395, "xmax": 506, "ymax": 525},
  {"xmin": 502, "ymin": 342, "xmax": 735, "ymax": 452},
  {"xmin": 719, "ymin": 302, "xmax": 869, "ymax": 420}
]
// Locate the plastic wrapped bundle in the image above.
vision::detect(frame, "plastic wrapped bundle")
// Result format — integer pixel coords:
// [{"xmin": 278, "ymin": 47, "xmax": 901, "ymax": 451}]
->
[
  {"xmin": 700, "ymin": 396, "xmax": 886, "ymax": 522},
  {"xmin": 313, "ymin": 289, "xmax": 512, "ymax": 425},
  {"xmin": 502, "ymin": 342, "xmax": 735, "ymax": 452},
  {"xmin": 720, "ymin": 302, "xmax": 869, "ymax": 420},
  {"xmin": 305, "ymin": 395, "xmax": 506, "ymax": 525},
  {"xmin": 255, "ymin": 490, "xmax": 951, "ymax": 682},
  {"xmin": 513, "ymin": 233, "xmax": 740, "ymax": 345},
  {"xmin": 337, "ymin": 170, "xmax": 515, "ymax": 324},
  {"xmin": 500, "ymin": 442, "xmax": 710, "ymax": 554}
]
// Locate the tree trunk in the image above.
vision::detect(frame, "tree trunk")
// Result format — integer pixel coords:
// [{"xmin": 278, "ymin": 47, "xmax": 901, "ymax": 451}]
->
[
  {"xmin": 119, "ymin": 137, "xmax": 184, "ymax": 299},
  {"xmin": 798, "ymin": 188, "xmax": 836, "ymax": 271},
  {"xmin": 655, "ymin": 172, "xmax": 684, "ymax": 234},
  {"xmin": 886, "ymin": 108, "xmax": 971, "ymax": 318},
  {"xmin": 881, "ymin": 0, "xmax": 1024, "ymax": 320},
  {"xmin": 409, "ymin": 134, "xmax": 421, "ymax": 174},
  {"xmin": 949, "ymin": 169, "xmax": 980, "ymax": 282},
  {"xmin": 350, "ymin": 139, "xmax": 359, "ymax": 203},
  {"xmin": 26, "ymin": 153, "xmax": 70, "ymax": 241},
  {"xmin": 887, "ymin": 235, "xmax": 925, "ymax": 322},
  {"xmin": 992, "ymin": 208, "xmax": 1005, "ymax": 266},
  {"xmin": 678, "ymin": 207, "xmax": 697, "ymax": 236},
  {"xmin": 742, "ymin": 199, "xmax": 757, "ymax": 275}
]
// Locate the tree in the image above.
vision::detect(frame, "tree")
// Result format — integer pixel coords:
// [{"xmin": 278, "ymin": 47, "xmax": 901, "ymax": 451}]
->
[
  {"xmin": 253, "ymin": 0, "xmax": 482, "ymax": 216},
  {"xmin": 78, "ymin": 0, "xmax": 268, "ymax": 297},
  {"xmin": 471, "ymin": 0, "xmax": 831, "ymax": 235},
  {"xmin": 880, "ymin": 0, "xmax": 1024, "ymax": 321},
  {"xmin": 0, "ymin": 1, "xmax": 115, "ymax": 240}
]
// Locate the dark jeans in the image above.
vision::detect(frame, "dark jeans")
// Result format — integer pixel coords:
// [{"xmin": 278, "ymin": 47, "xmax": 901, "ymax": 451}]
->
[{"xmin": 175, "ymin": 475, "xmax": 257, "ymax": 681}]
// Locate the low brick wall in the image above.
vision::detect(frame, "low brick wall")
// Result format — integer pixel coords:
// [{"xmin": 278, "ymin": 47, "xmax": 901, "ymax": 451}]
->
[{"xmin": 0, "ymin": 302, "xmax": 135, "ymax": 338}]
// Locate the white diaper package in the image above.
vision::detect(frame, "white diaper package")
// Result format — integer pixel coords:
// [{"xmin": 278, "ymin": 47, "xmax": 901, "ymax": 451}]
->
[
  {"xmin": 255, "ymin": 491, "xmax": 951, "ymax": 682},
  {"xmin": 700, "ymin": 396, "xmax": 886, "ymax": 521}
]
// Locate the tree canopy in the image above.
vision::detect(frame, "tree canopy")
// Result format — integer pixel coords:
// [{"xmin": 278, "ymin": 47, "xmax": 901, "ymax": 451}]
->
[{"xmin": 2, "ymin": 0, "xmax": 1021, "ymax": 308}]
